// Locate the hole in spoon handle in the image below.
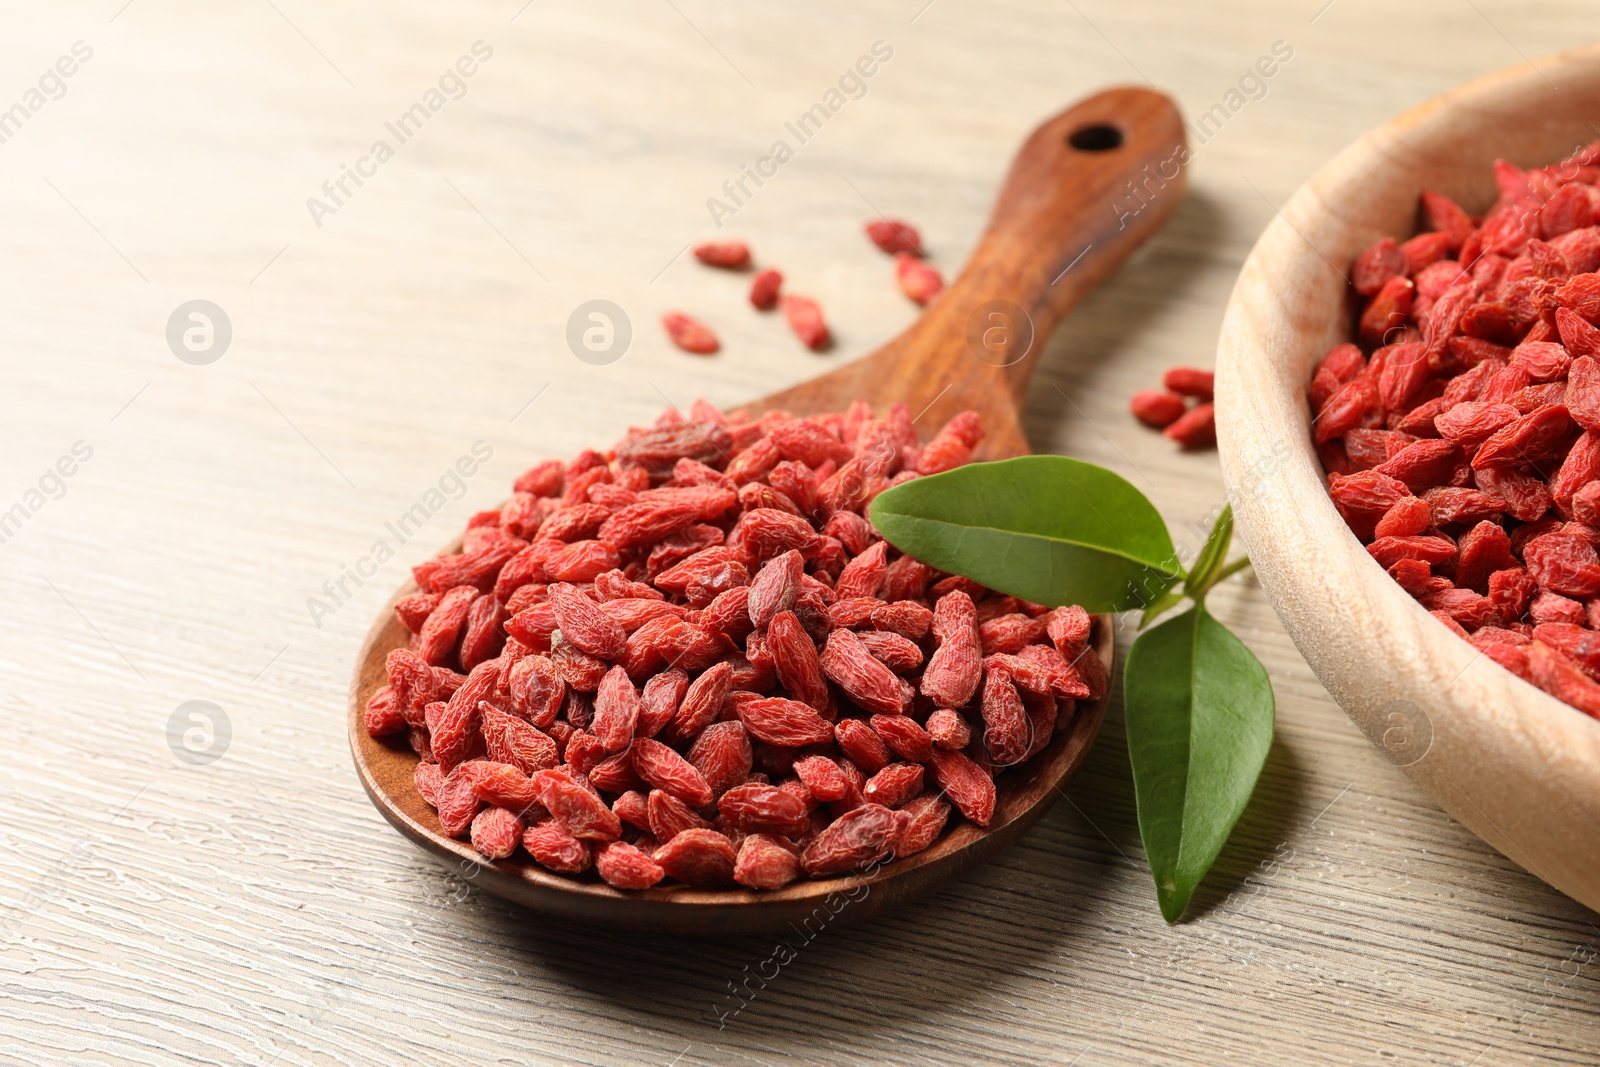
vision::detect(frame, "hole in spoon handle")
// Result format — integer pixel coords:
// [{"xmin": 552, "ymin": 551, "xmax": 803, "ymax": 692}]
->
[{"xmin": 907, "ymin": 87, "xmax": 1188, "ymax": 401}]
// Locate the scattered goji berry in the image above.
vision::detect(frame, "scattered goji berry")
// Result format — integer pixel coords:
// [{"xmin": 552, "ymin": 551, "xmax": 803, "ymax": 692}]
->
[
  {"xmin": 662, "ymin": 311, "xmax": 720, "ymax": 355},
  {"xmin": 865, "ymin": 218, "xmax": 922, "ymax": 255},
  {"xmin": 692, "ymin": 239, "xmax": 752, "ymax": 269},
  {"xmin": 780, "ymin": 295, "xmax": 830, "ymax": 350}
]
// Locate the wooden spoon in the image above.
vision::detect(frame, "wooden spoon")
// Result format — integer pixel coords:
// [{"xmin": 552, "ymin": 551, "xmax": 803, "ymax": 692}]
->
[{"xmin": 349, "ymin": 87, "xmax": 1187, "ymax": 936}]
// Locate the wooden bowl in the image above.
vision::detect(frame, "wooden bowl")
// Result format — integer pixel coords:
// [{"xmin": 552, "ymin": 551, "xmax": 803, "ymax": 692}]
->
[
  {"xmin": 1216, "ymin": 46, "xmax": 1600, "ymax": 911},
  {"xmin": 348, "ymin": 584, "xmax": 1113, "ymax": 936}
]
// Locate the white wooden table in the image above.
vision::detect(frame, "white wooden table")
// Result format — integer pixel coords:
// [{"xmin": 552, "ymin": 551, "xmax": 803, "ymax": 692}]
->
[{"xmin": 0, "ymin": 2, "xmax": 1595, "ymax": 1064}]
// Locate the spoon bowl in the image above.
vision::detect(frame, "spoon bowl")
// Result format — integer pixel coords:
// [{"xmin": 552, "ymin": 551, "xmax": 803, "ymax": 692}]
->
[{"xmin": 350, "ymin": 86, "xmax": 1188, "ymax": 934}]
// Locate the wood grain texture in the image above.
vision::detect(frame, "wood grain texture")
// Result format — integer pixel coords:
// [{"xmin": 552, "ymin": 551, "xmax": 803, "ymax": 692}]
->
[
  {"xmin": 1, "ymin": 1, "xmax": 1598, "ymax": 1065},
  {"xmin": 1216, "ymin": 47, "xmax": 1600, "ymax": 912}
]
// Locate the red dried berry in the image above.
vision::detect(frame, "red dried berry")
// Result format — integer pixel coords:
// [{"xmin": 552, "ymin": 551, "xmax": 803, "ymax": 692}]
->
[
  {"xmin": 732, "ymin": 693, "xmax": 836, "ymax": 747},
  {"xmin": 865, "ymin": 218, "xmax": 922, "ymax": 255},
  {"xmin": 595, "ymin": 840, "xmax": 667, "ymax": 890},
  {"xmin": 654, "ymin": 829, "xmax": 737, "ymax": 887},
  {"xmin": 799, "ymin": 803, "xmax": 908, "ymax": 876},
  {"xmin": 927, "ymin": 747, "xmax": 996, "ymax": 826},
  {"xmin": 895, "ymin": 253, "xmax": 944, "ymax": 305},
  {"xmin": 780, "ymin": 295, "xmax": 830, "ymax": 350},
  {"xmin": 531, "ymin": 769, "xmax": 622, "ymax": 841},
  {"xmin": 922, "ymin": 591, "xmax": 982, "ymax": 707},
  {"xmin": 1163, "ymin": 402, "xmax": 1217, "ymax": 449},
  {"xmin": 688, "ymin": 720, "xmax": 753, "ymax": 797},
  {"xmin": 667, "ymin": 660, "xmax": 730, "ymax": 741},
  {"xmin": 861, "ymin": 762, "xmax": 924, "ymax": 809},
  {"xmin": 734, "ymin": 833, "xmax": 803, "ymax": 889},
  {"xmin": 980, "ymin": 667, "xmax": 1030, "ymax": 766},
  {"xmin": 1162, "ymin": 367, "xmax": 1215, "ymax": 400},
  {"xmin": 692, "ymin": 239, "xmax": 751, "ymax": 269},
  {"xmin": 546, "ymin": 583, "xmax": 627, "ymax": 660},
  {"xmin": 630, "ymin": 737, "xmax": 715, "ymax": 807},
  {"xmin": 768, "ymin": 611, "xmax": 830, "ymax": 711},
  {"xmin": 662, "ymin": 311, "xmax": 720, "ymax": 355},
  {"xmin": 749, "ymin": 267, "xmax": 783, "ymax": 310},
  {"xmin": 718, "ymin": 783, "xmax": 810, "ymax": 837},
  {"xmin": 821, "ymin": 628, "xmax": 909, "ymax": 716},
  {"xmin": 895, "ymin": 793, "xmax": 951, "ymax": 856},
  {"xmin": 522, "ymin": 819, "xmax": 592, "ymax": 874},
  {"xmin": 1130, "ymin": 390, "xmax": 1188, "ymax": 429},
  {"xmin": 869, "ymin": 713, "xmax": 934, "ymax": 763},
  {"xmin": 470, "ymin": 806, "xmax": 524, "ymax": 860}
]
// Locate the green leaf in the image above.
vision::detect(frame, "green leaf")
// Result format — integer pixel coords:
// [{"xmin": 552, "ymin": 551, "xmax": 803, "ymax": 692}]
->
[
  {"xmin": 1124, "ymin": 604, "xmax": 1275, "ymax": 923},
  {"xmin": 868, "ymin": 456, "xmax": 1181, "ymax": 613},
  {"xmin": 1182, "ymin": 505, "xmax": 1233, "ymax": 601}
]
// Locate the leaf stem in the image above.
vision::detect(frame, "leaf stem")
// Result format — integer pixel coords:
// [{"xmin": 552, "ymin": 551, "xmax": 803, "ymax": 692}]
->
[{"xmin": 1207, "ymin": 556, "xmax": 1253, "ymax": 585}]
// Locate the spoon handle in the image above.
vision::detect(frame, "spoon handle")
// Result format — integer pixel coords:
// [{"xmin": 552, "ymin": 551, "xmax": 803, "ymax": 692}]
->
[{"xmin": 893, "ymin": 87, "xmax": 1189, "ymax": 405}]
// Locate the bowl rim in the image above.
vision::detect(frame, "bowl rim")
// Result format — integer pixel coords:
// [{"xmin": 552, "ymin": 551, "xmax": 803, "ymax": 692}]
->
[{"xmin": 1215, "ymin": 45, "xmax": 1600, "ymax": 911}]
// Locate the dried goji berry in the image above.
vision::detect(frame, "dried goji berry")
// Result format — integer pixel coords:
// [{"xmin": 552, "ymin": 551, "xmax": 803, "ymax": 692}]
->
[
  {"xmin": 1130, "ymin": 390, "xmax": 1188, "ymax": 429},
  {"xmin": 922, "ymin": 591, "xmax": 982, "ymax": 707},
  {"xmin": 799, "ymin": 803, "xmax": 908, "ymax": 876},
  {"xmin": 718, "ymin": 782, "xmax": 810, "ymax": 836},
  {"xmin": 780, "ymin": 295, "xmax": 829, "ymax": 350},
  {"xmin": 653, "ymin": 829, "xmax": 737, "ymax": 887},
  {"xmin": 732, "ymin": 693, "xmax": 836, "ymax": 747},
  {"xmin": 522, "ymin": 818, "xmax": 592, "ymax": 873},
  {"xmin": 895, "ymin": 253, "xmax": 944, "ymax": 305},
  {"xmin": 531, "ymin": 768, "xmax": 622, "ymax": 841},
  {"xmin": 662, "ymin": 311, "xmax": 719, "ymax": 354},
  {"xmin": 865, "ymin": 218, "xmax": 922, "ymax": 255},
  {"xmin": 630, "ymin": 737, "xmax": 714, "ymax": 807},
  {"xmin": 749, "ymin": 267, "xmax": 783, "ymax": 310},
  {"xmin": 821, "ymin": 628, "xmax": 909, "ymax": 716},
  {"xmin": 595, "ymin": 840, "xmax": 667, "ymax": 889},
  {"xmin": 927, "ymin": 747, "xmax": 996, "ymax": 826},
  {"xmin": 1164, "ymin": 402, "xmax": 1217, "ymax": 450},
  {"xmin": 692, "ymin": 239, "xmax": 751, "ymax": 269},
  {"xmin": 687, "ymin": 720, "xmax": 752, "ymax": 797},
  {"xmin": 1162, "ymin": 367, "xmax": 1215, "ymax": 399},
  {"xmin": 470, "ymin": 806, "xmax": 523, "ymax": 859},
  {"xmin": 861, "ymin": 762, "xmax": 923, "ymax": 809},
  {"xmin": 734, "ymin": 833, "xmax": 802, "ymax": 889}
]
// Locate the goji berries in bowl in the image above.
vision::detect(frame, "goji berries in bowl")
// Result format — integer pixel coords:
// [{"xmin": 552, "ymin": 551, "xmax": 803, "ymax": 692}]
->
[
  {"xmin": 1216, "ymin": 46, "xmax": 1600, "ymax": 912},
  {"xmin": 348, "ymin": 401, "xmax": 1113, "ymax": 936}
]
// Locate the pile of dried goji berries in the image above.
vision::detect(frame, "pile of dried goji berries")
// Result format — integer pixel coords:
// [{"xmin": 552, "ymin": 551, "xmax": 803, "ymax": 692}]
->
[
  {"xmin": 364, "ymin": 401, "xmax": 1104, "ymax": 890},
  {"xmin": 1130, "ymin": 367, "xmax": 1216, "ymax": 449},
  {"xmin": 1313, "ymin": 139, "xmax": 1600, "ymax": 718}
]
